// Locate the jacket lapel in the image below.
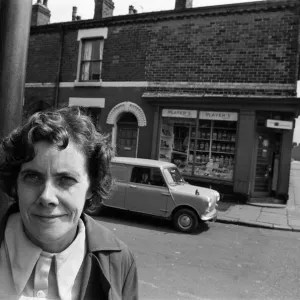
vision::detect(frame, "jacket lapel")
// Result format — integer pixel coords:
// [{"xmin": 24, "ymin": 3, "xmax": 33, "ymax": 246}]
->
[
  {"xmin": 79, "ymin": 253, "xmax": 111, "ymax": 300},
  {"xmin": 0, "ymin": 203, "xmax": 19, "ymax": 248}
]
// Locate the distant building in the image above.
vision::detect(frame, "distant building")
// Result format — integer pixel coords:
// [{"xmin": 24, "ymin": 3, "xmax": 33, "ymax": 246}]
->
[{"xmin": 25, "ymin": 0, "xmax": 300, "ymax": 203}]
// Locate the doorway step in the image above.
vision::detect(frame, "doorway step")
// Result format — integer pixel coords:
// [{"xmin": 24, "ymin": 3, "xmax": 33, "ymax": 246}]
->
[{"xmin": 248, "ymin": 197, "xmax": 286, "ymax": 205}]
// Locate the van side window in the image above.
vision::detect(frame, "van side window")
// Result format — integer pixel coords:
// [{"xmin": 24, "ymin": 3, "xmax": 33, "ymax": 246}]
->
[{"xmin": 131, "ymin": 167, "xmax": 166, "ymax": 187}]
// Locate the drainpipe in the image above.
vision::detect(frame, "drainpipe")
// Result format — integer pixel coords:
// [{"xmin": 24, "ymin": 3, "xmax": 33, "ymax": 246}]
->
[{"xmin": 54, "ymin": 25, "xmax": 64, "ymax": 109}]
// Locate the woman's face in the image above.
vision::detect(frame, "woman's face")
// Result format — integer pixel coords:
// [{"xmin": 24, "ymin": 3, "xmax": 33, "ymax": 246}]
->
[{"xmin": 17, "ymin": 141, "xmax": 91, "ymax": 252}]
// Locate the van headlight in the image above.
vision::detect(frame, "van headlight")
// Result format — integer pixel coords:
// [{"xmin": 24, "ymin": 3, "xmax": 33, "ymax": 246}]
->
[{"xmin": 205, "ymin": 197, "xmax": 213, "ymax": 212}]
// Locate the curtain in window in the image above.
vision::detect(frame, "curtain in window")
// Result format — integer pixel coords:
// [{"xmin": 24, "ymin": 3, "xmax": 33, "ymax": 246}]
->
[{"xmin": 81, "ymin": 41, "xmax": 93, "ymax": 81}]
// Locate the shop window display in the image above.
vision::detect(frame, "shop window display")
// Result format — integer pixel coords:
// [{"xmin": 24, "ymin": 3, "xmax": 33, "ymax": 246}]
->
[
  {"xmin": 192, "ymin": 120, "xmax": 236, "ymax": 181},
  {"xmin": 159, "ymin": 110, "xmax": 237, "ymax": 182},
  {"xmin": 159, "ymin": 118, "xmax": 196, "ymax": 176}
]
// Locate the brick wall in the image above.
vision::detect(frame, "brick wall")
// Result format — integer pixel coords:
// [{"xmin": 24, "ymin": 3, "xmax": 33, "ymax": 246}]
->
[
  {"xmin": 144, "ymin": 10, "xmax": 299, "ymax": 85},
  {"xmin": 26, "ymin": 1, "xmax": 300, "ymax": 96},
  {"xmin": 26, "ymin": 31, "xmax": 61, "ymax": 83},
  {"xmin": 60, "ymin": 30, "xmax": 79, "ymax": 82}
]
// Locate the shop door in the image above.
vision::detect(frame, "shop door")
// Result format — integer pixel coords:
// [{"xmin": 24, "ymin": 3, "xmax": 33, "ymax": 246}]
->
[
  {"xmin": 252, "ymin": 131, "xmax": 276, "ymax": 197},
  {"xmin": 117, "ymin": 125, "xmax": 138, "ymax": 157}
]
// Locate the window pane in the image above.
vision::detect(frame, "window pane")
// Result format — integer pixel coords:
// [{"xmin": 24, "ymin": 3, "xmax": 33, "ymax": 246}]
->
[
  {"xmin": 81, "ymin": 61, "xmax": 101, "ymax": 81},
  {"xmin": 83, "ymin": 40, "xmax": 100, "ymax": 60},
  {"xmin": 150, "ymin": 168, "xmax": 165, "ymax": 187}
]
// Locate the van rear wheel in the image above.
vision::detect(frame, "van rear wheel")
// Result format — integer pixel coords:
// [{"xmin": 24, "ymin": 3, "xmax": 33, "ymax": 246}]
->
[{"xmin": 173, "ymin": 208, "xmax": 199, "ymax": 233}]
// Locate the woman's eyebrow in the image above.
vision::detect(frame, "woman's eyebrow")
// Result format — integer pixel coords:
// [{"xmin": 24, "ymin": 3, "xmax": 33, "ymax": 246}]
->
[{"xmin": 19, "ymin": 168, "xmax": 42, "ymax": 176}]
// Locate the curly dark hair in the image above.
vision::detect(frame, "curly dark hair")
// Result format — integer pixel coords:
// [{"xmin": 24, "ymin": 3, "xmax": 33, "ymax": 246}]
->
[{"xmin": 0, "ymin": 106, "xmax": 114, "ymax": 206}]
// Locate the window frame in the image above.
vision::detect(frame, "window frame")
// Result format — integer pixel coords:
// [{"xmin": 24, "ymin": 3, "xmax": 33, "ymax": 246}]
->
[
  {"xmin": 75, "ymin": 27, "xmax": 108, "ymax": 87},
  {"xmin": 79, "ymin": 38, "xmax": 103, "ymax": 83}
]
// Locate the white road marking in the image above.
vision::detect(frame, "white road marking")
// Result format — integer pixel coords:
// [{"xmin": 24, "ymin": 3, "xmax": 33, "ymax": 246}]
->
[{"xmin": 139, "ymin": 280, "xmax": 159, "ymax": 289}]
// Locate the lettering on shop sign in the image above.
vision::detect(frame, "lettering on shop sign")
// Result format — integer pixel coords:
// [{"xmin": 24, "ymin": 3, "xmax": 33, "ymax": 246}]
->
[
  {"xmin": 199, "ymin": 111, "xmax": 238, "ymax": 121},
  {"xmin": 162, "ymin": 109, "xmax": 197, "ymax": 119}
]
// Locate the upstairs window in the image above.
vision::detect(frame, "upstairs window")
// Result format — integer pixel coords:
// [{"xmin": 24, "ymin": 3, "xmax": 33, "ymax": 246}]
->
[{"xmin": 80, "ymin": 38, "xmax": 104, "ymax": 82}]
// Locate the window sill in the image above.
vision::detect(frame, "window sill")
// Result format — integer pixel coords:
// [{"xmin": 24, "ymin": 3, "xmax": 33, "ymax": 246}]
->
[{"xmin": 74, "ymin": 80, "xmax": 102, "ymax": 87}]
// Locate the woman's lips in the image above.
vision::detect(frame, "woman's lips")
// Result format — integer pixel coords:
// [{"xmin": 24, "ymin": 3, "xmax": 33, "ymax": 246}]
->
[{"xmin": 33, "ymin": 214, "xmax": 66, "ymax": 220}]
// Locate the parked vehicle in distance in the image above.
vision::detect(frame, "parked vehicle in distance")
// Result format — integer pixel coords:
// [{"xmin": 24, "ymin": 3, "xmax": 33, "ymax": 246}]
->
[{"xmin": 86, "ymin": 157, "xmax": 220, "ymax": 233}]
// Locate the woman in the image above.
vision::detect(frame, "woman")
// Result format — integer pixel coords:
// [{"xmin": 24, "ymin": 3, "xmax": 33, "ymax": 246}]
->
[{"xmin": 0, "ymin": 107, "xmax": 138, "ymax": 299}]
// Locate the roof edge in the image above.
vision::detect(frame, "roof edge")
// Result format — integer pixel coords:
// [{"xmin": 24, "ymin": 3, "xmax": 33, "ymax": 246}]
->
[{"xmin": 30, "ymin": 0, "xmax": 300, "ymax": 34}]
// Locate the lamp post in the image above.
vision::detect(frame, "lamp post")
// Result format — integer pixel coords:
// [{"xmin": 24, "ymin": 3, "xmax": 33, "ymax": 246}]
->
[{"xmin": 0, "ymin": 0, "xmax": 32, "ymax": 216}]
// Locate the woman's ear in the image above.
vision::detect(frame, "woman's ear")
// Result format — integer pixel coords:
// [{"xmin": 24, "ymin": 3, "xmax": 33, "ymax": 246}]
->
[{"xmin": 86, "ymin": 187, "xmax": 93, "ymax": 201}]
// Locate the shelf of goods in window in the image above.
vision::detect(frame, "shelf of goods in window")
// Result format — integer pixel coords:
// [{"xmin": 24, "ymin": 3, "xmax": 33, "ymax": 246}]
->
[
  {"xmin": 159, "ymin": 153, "xmax": 171, "ymax": 162},
  {"xmin": 197, "ymin": 130, "xmax": 211, "ymax": 140},
  {"xmin": 195, "ymin": 140, "xmax": 210, "ymax": 151},
  {"xmin": 160, "ymin": 139, "xmax": 172, "ymax": 150},
  {"xmin": 211, "ymin": 142, "xmax": 235, "ymax": 153},
  {"xmin": 179, "ymin": 163, "xmax": 193, "ymax": 175},
  {"xmin": 212, "ymin": 130, "xmax": 236, "ymax": 142},
  {"xmin": 161, "ymin": 126, "xmax": 173, "ymax": 138}
]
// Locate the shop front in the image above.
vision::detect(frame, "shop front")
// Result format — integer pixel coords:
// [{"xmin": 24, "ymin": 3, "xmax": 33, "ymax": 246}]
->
[{"xmin": 154, "ymin": 107, "xmax": 295, "ymax": 203}]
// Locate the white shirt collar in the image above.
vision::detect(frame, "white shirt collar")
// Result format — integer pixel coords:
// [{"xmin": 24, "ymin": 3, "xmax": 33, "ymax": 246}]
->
[{"xmin": 5, "ymin": 213, "xmax": 86, "ymax": 299}]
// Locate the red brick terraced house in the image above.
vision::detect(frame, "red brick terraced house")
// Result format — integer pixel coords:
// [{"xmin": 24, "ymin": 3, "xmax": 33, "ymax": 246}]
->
[{"xmin": 25, "ymin": 0, "xmax": 300, "ymax": 203}]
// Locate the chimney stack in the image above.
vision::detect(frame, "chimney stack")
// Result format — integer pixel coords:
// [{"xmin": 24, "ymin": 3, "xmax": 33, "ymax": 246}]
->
[
  {"xmin": 72, "ymin": 6, "xmax": 78, "ymax": 21},
  {"xmin": 129, "ymin": 5, "xmax": 134, "ymax": 14},
  {"xmin": 175, "ymin": 0, "xmax": 193, "ymax": 10},
  {"xmin": 31, "ymin": 0, "xmax": 51, "ymax": 26},
  {"xmin": 128, "ymin": 5, "xmax": 138, "ymax": 14},
  {"xmin": 94, "ymin": 0, "xmax": 115, "ymax": 20}
]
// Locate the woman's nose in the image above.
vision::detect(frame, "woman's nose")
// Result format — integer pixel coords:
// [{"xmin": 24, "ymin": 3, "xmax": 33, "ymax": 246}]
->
[{"xmin": 38, "ymin": 182, "xmax": 59, "ymax": 207}]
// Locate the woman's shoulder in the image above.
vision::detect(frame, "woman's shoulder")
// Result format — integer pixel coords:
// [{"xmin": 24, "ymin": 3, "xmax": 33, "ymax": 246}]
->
[{"xmin": 82, "ymin": 213, "xmax": 133, "ymax": 256}]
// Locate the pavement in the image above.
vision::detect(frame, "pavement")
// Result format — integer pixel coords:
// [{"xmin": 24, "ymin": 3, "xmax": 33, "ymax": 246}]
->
[
  {"xmin": 216, "ymin": 160, "xmax": 300, "ymax": 232},
  {"xmin": 216, "ymin": 202, "xmax": 300, "ymax": 232}
]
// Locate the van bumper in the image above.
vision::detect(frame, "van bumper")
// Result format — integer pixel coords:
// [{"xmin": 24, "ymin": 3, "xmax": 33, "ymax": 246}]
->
[{"xmin": 201, "ymin": 208, "xmax": 217, "ymax": 222}]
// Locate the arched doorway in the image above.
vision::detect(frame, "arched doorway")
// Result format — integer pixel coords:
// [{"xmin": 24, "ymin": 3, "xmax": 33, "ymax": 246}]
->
[
  {"xmin": 106, "ymin": 101, "xmax": 147, "ymax": 157},
  {"xmin": 116, "ymin": 113, "xmax": 138, "ymax": 157}
]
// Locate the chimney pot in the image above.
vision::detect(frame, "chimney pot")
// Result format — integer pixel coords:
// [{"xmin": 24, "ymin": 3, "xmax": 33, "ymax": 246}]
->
[
  {"xmin": 72, "ymin": 6, "xmax": 78, "ymax": 21},
  {"xmin": 43, "ymin": 0, "xmax": 48, "ymax": 7},
  {"xmin": 175, "ymin": 0, "xmax": 193, "ymax": 10},
  {"xmin": 129, "ymin": 5, "xmax": 134, "ymax": 14}
]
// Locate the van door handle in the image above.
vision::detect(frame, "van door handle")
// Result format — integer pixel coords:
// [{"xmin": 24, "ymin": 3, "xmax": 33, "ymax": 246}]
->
[
  {"xmin": 161, "ymin": 192, "xmax": 171, "ymax": 196},
  {"xmin": 130, "ymin": 185, "xmax": 137, "ymax": 188}
]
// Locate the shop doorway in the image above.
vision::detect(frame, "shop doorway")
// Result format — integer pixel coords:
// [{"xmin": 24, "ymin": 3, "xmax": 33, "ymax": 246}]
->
[
  {"xmin": 116, "ymin": 113, "xmax": 138, "ymax": 157},
  {"xmin": 252, "ymin": 130, "xmax": 281, "ymax": 197}
]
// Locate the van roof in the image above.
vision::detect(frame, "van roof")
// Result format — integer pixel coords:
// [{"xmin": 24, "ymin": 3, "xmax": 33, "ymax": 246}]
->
[{"xmin": 111, "ymin": 157, "xmax": 175, "ymax": 168}]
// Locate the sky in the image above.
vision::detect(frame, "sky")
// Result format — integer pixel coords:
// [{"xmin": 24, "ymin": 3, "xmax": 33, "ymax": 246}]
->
[{"xmin": 33, "ymin": 0, "xmax": 264, "ymax": 23}]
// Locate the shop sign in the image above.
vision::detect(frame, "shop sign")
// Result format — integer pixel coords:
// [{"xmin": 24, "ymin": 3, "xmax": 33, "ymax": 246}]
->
[
  {"xmin": 199, "ymin": 111, "xmax": 238, "ymax": 121},
  {"xmin": 162, "ymin": 109, "xmax": 197, "ymax": 119},
  {"xmin": 266, "ymin": 119, "xmax": 293, "ymax": 130}
]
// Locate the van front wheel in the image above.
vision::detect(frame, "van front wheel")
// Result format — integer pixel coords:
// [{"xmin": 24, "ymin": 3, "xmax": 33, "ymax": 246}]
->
[{"xmin": 173, "ymin": 208, "xmax": 199, "ymax": 233}]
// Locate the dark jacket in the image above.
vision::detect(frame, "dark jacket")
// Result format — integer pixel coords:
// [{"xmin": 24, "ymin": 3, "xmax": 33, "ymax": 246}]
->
[{"xmin": 0, "ymin": 204, "xmax": 139, "ymax": 300}]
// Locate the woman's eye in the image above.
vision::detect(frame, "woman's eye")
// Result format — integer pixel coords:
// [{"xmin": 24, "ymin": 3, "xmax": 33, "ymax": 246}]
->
[
  {"xmin": 23, "ymin": 173, "xmax": 40, "ymax": 183},
  {"xmin": 60, "ymin": 176, "xmax": 77, "ymax": 186}
]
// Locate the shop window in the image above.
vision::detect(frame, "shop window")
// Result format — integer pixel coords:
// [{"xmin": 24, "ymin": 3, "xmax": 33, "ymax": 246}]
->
[
  {"xmin": 192, "ymin": 119, "xmax": 237, "ymax": 181},
  {"xmin": 159, "ymin": 110, "xmax": 238, "ymax": 182}
]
